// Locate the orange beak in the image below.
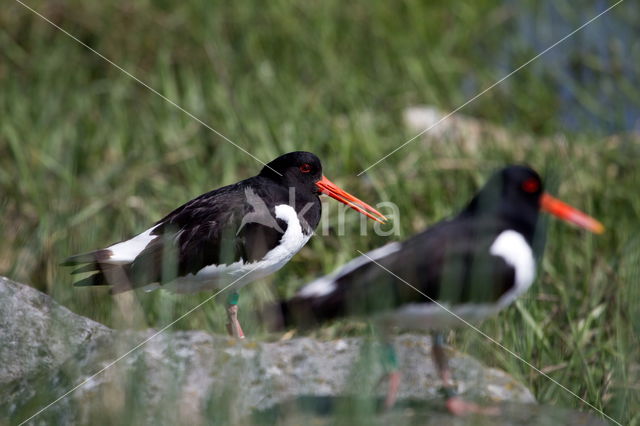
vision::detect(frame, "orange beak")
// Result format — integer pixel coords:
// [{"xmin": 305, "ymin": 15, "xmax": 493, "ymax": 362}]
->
[
  {"xmin": 540, "ymin": 193, "xmax": 604, "ymax": 234},
  {"xmin": 316, "ymin": 176, "xmax": 387, "ymax": 224}
]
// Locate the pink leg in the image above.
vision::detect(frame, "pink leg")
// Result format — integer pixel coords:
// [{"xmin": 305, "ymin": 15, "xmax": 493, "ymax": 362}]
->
[
  {"xmin": 376, "ymin": 339, "xmax": 401, "ymax": 410},
  {"xmin": 432, "ymin": 332, "xmax": 500, "ymax": 416},
  {"xmin": 381, "ymin": 370, "xmax": 401, "ymax": 410},
  {"xmin": 226, "ymin": 304, "xmax": 245, "ymax": 339},
  {"xmin": 445, "ymin": 397, "xmax": 500, "ymax": 416}
]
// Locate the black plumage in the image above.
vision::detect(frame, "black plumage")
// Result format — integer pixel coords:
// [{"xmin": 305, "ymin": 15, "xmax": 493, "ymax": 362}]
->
[
  {"xmin": 261, "ymin": 165, "xmax": 603, "ymax": 415},
  {"xmin": 274, "ymin": 166, "xmax": 601, "ymax": 329},
  {"xmin": 63, "ymin": 151, "xmax": 386, "ymax": 294}
]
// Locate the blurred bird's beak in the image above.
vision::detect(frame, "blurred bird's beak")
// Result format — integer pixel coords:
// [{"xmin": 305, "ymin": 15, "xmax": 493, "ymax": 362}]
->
[
  {"xmin": 316, "ymin": 176, "xmax": 387, "ymax": 224},
  {"xmin": 540, "ymin": 193, "xmax": 604, "ymax": 234}
]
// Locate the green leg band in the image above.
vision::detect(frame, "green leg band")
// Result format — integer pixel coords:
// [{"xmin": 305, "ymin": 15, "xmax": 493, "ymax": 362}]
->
[
  {"xmin": 380, "ymin": 342, "xmax": 398, "ymax": 371},
  {"xmin": 226, "ymin": 291, "xmax": 240, "ymax": 306},
  {"xmin": 432, "ymin": 332, "xmax": 445, "ymax": 346}
]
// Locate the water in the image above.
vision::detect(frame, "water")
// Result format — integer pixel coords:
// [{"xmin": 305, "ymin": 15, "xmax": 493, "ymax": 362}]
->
[{"xmin": 503, "ymin": 0, "xmax": 640, "ymax": 133}]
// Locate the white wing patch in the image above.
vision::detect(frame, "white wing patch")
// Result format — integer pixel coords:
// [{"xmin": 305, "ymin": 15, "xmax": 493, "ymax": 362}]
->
[
  {"xmin": 297, "ymin": 242, "xmax": 402, "ymax": 298},
  {"xmin": 106, "ymin": 225, "xmax": 159, "ymax": 263},
  {"xmin": 167, "ymin": 204, "xmax": 312, "ymax": 293},
  {"xmin": 296, "ymin": 277, "xmax": 336, "ymax": 298}
]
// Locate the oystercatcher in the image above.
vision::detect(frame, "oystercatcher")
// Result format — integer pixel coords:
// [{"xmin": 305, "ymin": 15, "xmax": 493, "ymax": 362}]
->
[
  {"xmin": 63, "ymin": 151, "xmax": 386, "ymax": 338},
  {"xmin": 267, "ymin": 165, "xmax": 603, "ymax": 415}
]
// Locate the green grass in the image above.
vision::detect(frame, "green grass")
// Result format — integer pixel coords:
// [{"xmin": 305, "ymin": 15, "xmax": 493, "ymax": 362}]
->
[{"xmin": 1, "ymin": 0, "xmax": 639, "ymax": 424}]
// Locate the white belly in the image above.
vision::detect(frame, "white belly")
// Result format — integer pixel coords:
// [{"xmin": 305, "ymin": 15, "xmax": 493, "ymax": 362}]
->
[
  {"xmin": 380, "ymin": 302, "xmax": 504, "ymax": 331},
  {"xmin": 167, "ymin": 204, "xmax": 311, "ymax": 293}
]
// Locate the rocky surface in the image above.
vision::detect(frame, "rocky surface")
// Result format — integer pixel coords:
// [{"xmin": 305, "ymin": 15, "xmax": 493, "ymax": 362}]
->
[
  {"xmin": 255, "ymin": 397, "xmax": 609, "ymax": 426},
  {"xmin": 0, "ymin": 276, "xmax": 111, "ymax": 385},
  {"xmin": 1, "ymin": 277, "xmax": 608, "ymax": 425}
]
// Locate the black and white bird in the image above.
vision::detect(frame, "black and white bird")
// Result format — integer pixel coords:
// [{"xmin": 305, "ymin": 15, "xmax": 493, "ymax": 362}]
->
[
  {"xmin": 267, "ymin": 165, "xmax": 603, "ymax": 415},
  {"xmin": 63, "ymin": 151, "xmax": 386, "ymax": 338}
]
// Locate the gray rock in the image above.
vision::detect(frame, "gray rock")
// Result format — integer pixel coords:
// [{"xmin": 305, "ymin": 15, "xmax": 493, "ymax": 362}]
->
[
  {"xmin": 1, "ymin": 278, "xmax": 607, "ymax": 425},
  {"xmin": 256, "ymin": 397, "xmax": 610, "ymax": 426},
  {"xmin": 0, "ymin": 276, "xmax": 111, "ymax": 385}
]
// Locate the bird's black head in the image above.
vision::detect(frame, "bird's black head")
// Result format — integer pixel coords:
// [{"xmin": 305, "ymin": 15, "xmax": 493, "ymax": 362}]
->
[
  {"xmin": 464, "ymin": 165, "xmax": 603, "ymax": 240},
  {"xmin": 495, "ymin": 165, "xmax": 545, "ymax": 207},
  {"xmin": 463, "ymin": 165, "xmax": 545, "ymax": 239},
  {"xmin": 259, "ymin": 151, "xmax": 323, "ymax": 193},
  {"xmin": 258, "ymin": 151, "xmax": 387, "ymax": 223}
]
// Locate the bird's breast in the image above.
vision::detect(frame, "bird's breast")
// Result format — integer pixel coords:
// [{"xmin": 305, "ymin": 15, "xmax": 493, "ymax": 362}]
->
[{"xmin": 489, "ymin": 229, "xmax": 536, "ymax": 307}]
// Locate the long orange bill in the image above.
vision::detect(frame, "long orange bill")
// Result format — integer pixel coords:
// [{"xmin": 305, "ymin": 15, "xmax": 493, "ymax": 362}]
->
[
  {"xmin": 540, "ymin": 193, "xmax": 604, "ymax": 234},
  {"xmin": 316, "ymin": 176, "xmax": 387, "ymax": 224}
]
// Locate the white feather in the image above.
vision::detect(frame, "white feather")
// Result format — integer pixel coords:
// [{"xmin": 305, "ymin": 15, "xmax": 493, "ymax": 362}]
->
[
  {"xmin": 106, "ymin": 225, "xmax": 159, "ymax": 263},
  {"xmin": 489, "ymin": 229, "xmax": 536, "ymax": 308},
  {"xmin": 296, "ymin": 277, "xmax": 336, "ymax": 298},
  {"xmin": 383, "ymin": 302, "xmax": 503, "ymax": 330}
]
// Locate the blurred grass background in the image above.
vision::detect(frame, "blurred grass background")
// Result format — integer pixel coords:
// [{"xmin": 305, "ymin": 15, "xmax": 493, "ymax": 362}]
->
[{"xmin": 1, "ymin": 0, "xmax": 639, "ymax": 423}]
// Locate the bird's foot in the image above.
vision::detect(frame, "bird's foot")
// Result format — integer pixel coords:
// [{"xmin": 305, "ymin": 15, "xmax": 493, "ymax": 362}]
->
[
  {"xmin": 446, "ymin": 397, "xmax": 500, "ymax": 416},
  {"xmin": 440, "ymin": 387, "xmax": 500, "ymax": 416},
  {"xmin": 226, "ymin": 304, "xmax": 245, "ymax": 339}
]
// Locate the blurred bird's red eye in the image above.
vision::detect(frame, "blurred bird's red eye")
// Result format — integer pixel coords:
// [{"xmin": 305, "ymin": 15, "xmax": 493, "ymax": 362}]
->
[
  {"xmin": 522, "ymin": 178, "xmax": 540, "ymax": 193},
  {"xmin": 299, "ymin": 163, "xmax": 312, "ymax": 173}
]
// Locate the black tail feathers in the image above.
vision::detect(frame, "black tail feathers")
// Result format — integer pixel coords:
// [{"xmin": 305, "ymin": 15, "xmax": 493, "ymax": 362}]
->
[
  {"xmin": 62, "ymin": 249, "xmax": 135, "ymax": 294},
  {"xmin": 61, "ymin": 249, "xmax": 112, "ymax": 266}
]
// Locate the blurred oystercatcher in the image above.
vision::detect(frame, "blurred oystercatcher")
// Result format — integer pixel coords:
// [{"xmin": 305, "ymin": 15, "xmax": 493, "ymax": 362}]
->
[
  {"xmin": 267, "ymin": 165, "xmax": 603, "ymax": 415},
  {"xmin": 63, "ymin": 151, "xmax": 386, "ymax": 338}
]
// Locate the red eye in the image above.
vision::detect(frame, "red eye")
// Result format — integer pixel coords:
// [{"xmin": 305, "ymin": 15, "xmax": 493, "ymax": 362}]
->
[
  {"xmin": 299, "ymin": 163, "xmax": 312, "ymax": 173},
  {"xmin": 522, "ymin": 178, "xmax": 540, "ymax": 193}
]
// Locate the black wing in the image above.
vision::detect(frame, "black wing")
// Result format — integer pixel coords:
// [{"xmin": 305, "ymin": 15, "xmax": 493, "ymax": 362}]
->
[{"xmin": 68, "ymin": 178, "xmax": 288, "ymax": 292}]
